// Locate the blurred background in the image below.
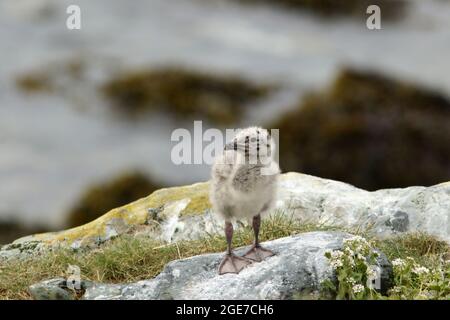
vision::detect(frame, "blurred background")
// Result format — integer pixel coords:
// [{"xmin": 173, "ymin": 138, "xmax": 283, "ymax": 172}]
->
[{"xmin": 1, "ymin": 0, "xmax": 450, "ymax": 243}]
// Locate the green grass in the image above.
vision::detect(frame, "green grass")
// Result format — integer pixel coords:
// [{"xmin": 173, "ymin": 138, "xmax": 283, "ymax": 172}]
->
[
  {"xmin": 0, "ymin": 213, "xmax": 448, "ymax": 300},
  {"xmin": 374, "ymin": 232, "xmax": 449, "ymax": 265},
  {"xmin": 0, "ymin": 213, "xmax": 333, "ymax": 300}
]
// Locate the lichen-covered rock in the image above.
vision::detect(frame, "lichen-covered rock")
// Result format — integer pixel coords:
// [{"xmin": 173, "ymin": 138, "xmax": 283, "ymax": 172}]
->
[
  {"xmin": 1, "ymin": 172, "xmax": 449, "ymax": 261},
  {"xmin": 66, "ymin": 172, "xmax": 160, "ymax": 229},
  {"xmin": 81, "ymin": 232, "xmax": 392, "ymax": 300},
  {"xmin": 1, "ymin": 181, "xmax": 211, "ymax": 258}
]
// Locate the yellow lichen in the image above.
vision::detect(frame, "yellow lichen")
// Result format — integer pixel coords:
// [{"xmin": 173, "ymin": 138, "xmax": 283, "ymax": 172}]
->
[
  {"xmin": 146, "ymin": 182, "xmax": 211, "ymax": 217},
  {"xmin": 17, "ymin": 182, "xmax": 211, "ymax": 246}
]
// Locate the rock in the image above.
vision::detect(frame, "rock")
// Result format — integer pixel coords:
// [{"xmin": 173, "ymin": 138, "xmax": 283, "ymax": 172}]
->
[
  {"xmin": 1, "ymin": 181, "xmax": 212, "ymax": 260},
  {"xmin": 0, "ymin": 240, "xmax": 46, "ymax": 261},
  {"xmin": 277, "ymin": 173, "xmax": 450, "ymax": 242},
  {"xmin": 385, "ymin": 211, "xmax": 409, "ymax": 232},
  {"xmin": 66, "ymin": 172, "xmax": 161, "ymax": 229},
  {"xmin": 2, "ymin": 172, "xmax": 449, "ymax": 261},
  {"xmin": 28, "ymin": 278, "xmax": 94, "ymax": 300},
  {"xmin": 81, "ymin": 232, "xmax": 392, "ymax": 300},
  {"xmin": 29, "ymin": 278, "xmax": 75, "ymax": 300}
]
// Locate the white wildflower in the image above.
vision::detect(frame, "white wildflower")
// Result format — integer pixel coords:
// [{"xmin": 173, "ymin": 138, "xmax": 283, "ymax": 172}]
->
[
  {"xmin": 346, "ymin": 277, "xmax": 356, "ymax": 285},
  {"xmin": 330, "ymin": 259, "xmax": 343, "ymax": 268},
  {"xmin": 415, "ymin": 292, "xmax": 431, "ymax": 300},
  {"xmin": 356, "ymin": 253, "xmax": 366, "ymax": 261},
  {"xmin": 392, "ymin": 258, "xmax": 405, "ymax": 268},
  {"xmin": 352, "ymin": 284, "xmax": 364, "ymax": 294},
  {"xmin": 331, "ymin": 251, "xmax": 344, "ymax": 259},
  {"xmin": 412, "ymin": 266, "xmax": 429, "ymax": 275},
  {"xmin": 344, "ymin": 247, "xmax": 354, "ymax": 255},
  {"xmin": 390, "ymin": 286, "xmax": 402, "ymax": 294},
  {"xmin": 347, "ymin": 256, "xmax": 355, "ymax": 266}
]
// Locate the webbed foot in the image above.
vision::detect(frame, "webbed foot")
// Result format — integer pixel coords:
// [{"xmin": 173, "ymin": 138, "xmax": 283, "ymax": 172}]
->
[
  {"xmin": 218, "ymin": 253, "xmax": 253, "ymax": 275},
  {"xmin": 243, "ymin": 245, "xmax": 274, "ymax": 262}
]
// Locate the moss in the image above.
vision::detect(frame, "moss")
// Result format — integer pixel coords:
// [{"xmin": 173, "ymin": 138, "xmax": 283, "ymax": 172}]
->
[
  {"xmin": 16, "ymin": 72, "xmax": 53, "ymax": 93},
  {"xmin": 233, "ymin": 0, "xmax": 406, "ymax": 19},
  {"xmin": 101, "ymin": 67, "xmax": 272, "ymax": 125},
  {"xmin": 15, "ymin": 58, "xmax": 85, "ymax": 94},
  {"xmin": 66, "ymin": 172, "xmax": 160, "ymax": 228},
  {"xmin": 271, "ymin": 69, "xmax": 450, "ymax": 191}
]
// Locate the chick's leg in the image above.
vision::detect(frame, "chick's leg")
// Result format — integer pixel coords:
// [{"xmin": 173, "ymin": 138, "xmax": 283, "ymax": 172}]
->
[
  {"xmin": 243, "ymin": 214, "xmax": 274, "ymax": 262},
  {"xmin": 218, "ymin": 221, "xmax": 252, "ymax": 275}
]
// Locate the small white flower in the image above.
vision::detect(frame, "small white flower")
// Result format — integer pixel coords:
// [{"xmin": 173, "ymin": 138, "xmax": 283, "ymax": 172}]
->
[
  {"xmin": 344, "ymin": 247, "xmax": 354, "ymax": 255},
  {"xmin": 347, "ymin": 256, "xmax": 355, "ymax": 266},
  {"xmin": 330, "ymin": 259, "xmax": 343, "ymax": 268},
  {"xmin": 346, "ymin": 277, "xmax": 356, "ymax": 285},
  {"xmin": 352, "ymin": 284, "xmax": 364, "ymax": 293},
  {"xmin": 390, "ymin": 286, "xmax": 402, "ymax": 294},
  {"xmin": 392, "ymin": 258, "xmax": 405, "ymax": 268},
  {"xmin": 356, "ymin": 253, "xmax": 365, "ymax": 261},
  {"xmin": 331, "ymin": 251, "xmax": 344, "ymax": 259},
  {"xmin": 415, "ymin": 292, "xmax": 431, "ymax": 300},
  {"xmin": 412, "ymin": 266, "xmax": 429, "ymax": 275}
]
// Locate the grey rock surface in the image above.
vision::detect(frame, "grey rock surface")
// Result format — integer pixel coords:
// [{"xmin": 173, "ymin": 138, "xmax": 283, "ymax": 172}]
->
[
  {"xmin": 277, "ymin": 173, "xmax": 450, "ymax": 243},
  {"xmin": 81, "ymin": 231, "xmax": 392, "ymax": 300},
  {"xmin": 28, "ymin": 277, "xmax": 94, "ymax": 300},
  {"xmin": 28, "ymin": 278, "xmax": 75, "ymax": 300}
]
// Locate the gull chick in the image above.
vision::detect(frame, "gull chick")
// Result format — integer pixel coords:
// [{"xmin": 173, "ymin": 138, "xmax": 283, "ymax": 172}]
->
[{"xmin": 210, "ymin": 127, "xmax": 280, "ymax": 275}]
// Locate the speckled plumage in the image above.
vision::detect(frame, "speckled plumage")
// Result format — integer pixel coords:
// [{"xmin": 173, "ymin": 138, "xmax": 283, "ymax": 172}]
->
[
  {"xmin": 210, "ymin": 127, "xmax": 280, "ymax": 221},
  {"xmin": 210, "ymin": 126, "xmax": 280, "ymax": 274}
]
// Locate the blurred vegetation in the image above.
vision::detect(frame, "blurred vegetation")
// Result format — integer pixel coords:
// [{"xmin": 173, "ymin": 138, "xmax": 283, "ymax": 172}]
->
[
  {"xmin": 16, "ymin": 72, "xmax": 53, "ymax": 93},
  {"xmin": 272, "ymin": 69, "xmax": 450, "ymax": 190},
  {"xmin": 0, "ymin": 221, "xmax": 48, "ymax": 245},
  {"xmin": 15, "ymin": 59, "xmax": 84, "ymax": 94},
  {"xmin": 66, "ymin": 172, "xmax": 160, "ymax": 228},
  {"xmin": 232, "ymin": 0, "xmax": 406, "ymax": 19},
  {"xmin": 101, "ymin": 67, "xmax": 272, "ymax": 125}
]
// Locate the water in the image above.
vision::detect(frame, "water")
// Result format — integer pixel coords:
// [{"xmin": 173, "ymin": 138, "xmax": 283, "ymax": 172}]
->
[{"xmin": 1, "ymin": 0, "xmax": 450, "ymax": 227}]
